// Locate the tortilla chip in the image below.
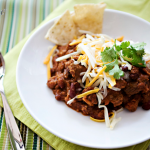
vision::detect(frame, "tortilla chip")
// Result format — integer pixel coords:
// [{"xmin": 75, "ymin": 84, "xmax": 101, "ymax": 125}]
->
[
  {"xmin": 73, "ymin": 3, "xmax": 106, "ymax": 34},
  {"xmin": 45, "ymin": 10, "xmax": 77, "ymax": 45}
]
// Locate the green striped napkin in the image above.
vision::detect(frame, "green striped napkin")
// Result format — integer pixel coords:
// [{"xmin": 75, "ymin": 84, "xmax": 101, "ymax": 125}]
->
[{"xmin": 0, "ymin": 0, "xmax": 150, "ymax": 150}]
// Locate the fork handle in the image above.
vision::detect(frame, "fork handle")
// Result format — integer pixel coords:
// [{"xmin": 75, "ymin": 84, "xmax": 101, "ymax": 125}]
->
[{"xmin": 0, "ymin": 92, "xmax": 25, "ymax": 150}]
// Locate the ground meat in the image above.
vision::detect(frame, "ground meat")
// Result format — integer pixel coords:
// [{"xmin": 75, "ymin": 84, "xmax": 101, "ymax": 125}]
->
[
  {"xmin": 124, "ymin": 82, "xmax": 144, "ymax": 96},
  {"xmin": 47, "ymin": 76, "xmax": 57, "ymax": 89},
  {"xmin": 114, "ymin": 79, "xmax": 127, "ymax": 89},
  {"xmin": 57, "ymin": 74, "xmax": 66, "ymax": 89},
  {"xmin": 83, "ymin": 94, "xmax": 98, "ymax": 106},
  {"xmin": 142, "ymin": 67, "xmax": 150, "ymax": 76},
  {"xmin": 142, "ymin": 92, "xmax": 150, "ymax": 104},
  {"xmin": 125, "ymin": 94, "xmax": 141, "ymax": 112},
  {"xmin": 89, "ymin": 108, "xmax": 105, "ymax": 119},
  {"xmin": 53, "ymin": 89, "xmax": 67, "ymax": 101},
  {"xmin": 122, "ymin": 94, "xmax": 129, "ymax": 105},
  {"xmin": 57, "ymin": 61, "xmax": 65, "ymax": 72},
  {"xmin": 137, "ymin": 74, "xmax": 149, "ymax": 83},
  {"xmin": 64, "ymin": 59, "xmax": 73, "ymax": 68},
  {"xmin": 68, "ymin": 62, "xmax": 87, "ymax": 80},
  {"xmin": 47, "ymin": 43, "xmax": 150, "ymax": 120},
  {"xmin": 102, "ymin": 90, "xmax": 123, "ymax": 107},
  {"xmin": 137, "ymin": 74, "xmax": 149, "ymax": 93},
  {"xmin": 51, "ymin": 55, "xmax": 58, "ymax": 73},
  {"xmin": 72, "ymin": 54, "xmax": 79, "ymax": 60},
  {"xmin": 81, "ymin": 87, "xmax": 98, "ymax": 106},
  {"xmin": 57, "ymin": 45, "xmax": 69, "ymax": 56},
  {"xmin": 64, "ymin": 68, "xmax": 70, "ymax": 79},
  {"xmin": 129, "ymin": 66, "xmax": 140, "ymax": 80},
  {"xmin": 69, "ymin": 101, "xmax": 109, "ymax": 119},
  {"xmin": 66, "ymin": 49, "xmax": 74, "ymax": 54},
  {"xmin": 47, "ymin": 73, "xmax": 66, "ymax": 89},
  {"xmin": 82, "ymin": 87, "xmax": 93, "ymax": 93}
]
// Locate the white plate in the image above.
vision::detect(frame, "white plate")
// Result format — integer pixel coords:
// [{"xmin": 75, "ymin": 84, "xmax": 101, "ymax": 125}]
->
[{"xmin": 16, "ymin": 9, "xmax": 150, "ymax": 149}]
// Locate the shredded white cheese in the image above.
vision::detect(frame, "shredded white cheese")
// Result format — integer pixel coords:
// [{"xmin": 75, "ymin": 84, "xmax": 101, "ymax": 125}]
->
[{"xmin": 56, "ymin": 51, "xmax": 79, "ymax": 61}]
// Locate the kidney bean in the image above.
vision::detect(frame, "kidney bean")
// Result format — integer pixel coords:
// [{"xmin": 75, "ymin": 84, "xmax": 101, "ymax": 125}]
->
[
  {"xmin": 142, "ymin": 101, "xmax": 150, "ymax": 110},
  {"xmin": 70, "ymin": 83, "xmax": 76, "ymax": 98},
  {"xmin": 122, "ymin": 66, "xmax": 128, "ymax": 72},
  {"xmin": 75, "ymin": 82, "xmax": 81, "ymax": 89},
  {"xmin": 55, "ymin": 94, "xmax": 62, "ymax": 101}
]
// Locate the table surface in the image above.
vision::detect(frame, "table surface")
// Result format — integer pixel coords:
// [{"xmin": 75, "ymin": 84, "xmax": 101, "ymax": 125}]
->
[{"xmin": 0, "ymin": 0, "xmax": 149, "ymax": 150}]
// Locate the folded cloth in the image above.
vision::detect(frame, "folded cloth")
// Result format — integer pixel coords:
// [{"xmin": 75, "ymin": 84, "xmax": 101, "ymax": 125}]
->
[{"xmin": 0, "ymin": 0, "xmax": 150, "ymax": 150}]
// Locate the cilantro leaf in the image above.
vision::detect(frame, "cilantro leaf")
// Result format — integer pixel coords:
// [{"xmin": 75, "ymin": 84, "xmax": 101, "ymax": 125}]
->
[
  {"xmin": 130, "ymin": 51, "xmax": 146, "ymax": 67},
  {"xmin": 109, "ymin": 64, "xmax": 124, "ymax": 79},
  {"xmin": 122, "ymin": 48, "xmax": 133, "ymax": 58},
  {"xmin": 105, "ymin": 59, "xmax": 118, "ymax": 72},
  {"xmin": 120, "ymin": 41, "xmax": 130, "ymax": 49},
  {"xmin": 122, "ymin": 48, "xmax": 146, "ymax": 67},
  {"xmin": 130, "ymin": 42, "xmax": 146, "ymax": 50},
  {"xmin": 104, "ymin": 59, "xmax": 124, "ymax": 79},
  {"xmin": 115, "ymin": 41, "xmax": 130, "ymax": 51},
  {"xmin": 101, "ymin": 40, "xmax": 146, "ymax": 79},
  {"xmin": 114, "ymin": 39, "xmax": 121, "ymax": 51},
  {"xmin": 115, "ymin": 45, "xmax": 121, "ymax": 51},
  {"xmin": 130, "ymin": 42, "xmax": 146, "ymax": 56},
  {"xmin": 101, "ymin": 47, "xmax": 116, "ymax": 62}
]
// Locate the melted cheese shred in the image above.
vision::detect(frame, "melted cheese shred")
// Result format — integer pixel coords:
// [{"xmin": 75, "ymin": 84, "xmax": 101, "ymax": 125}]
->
[
  {"xmin": 67, "ymin": 88, "xmax": 99, "ymax": 104},
  {"xmin": 56, "ymin": 51, "xmax": 79, "ymax": 61},
  {"xmin": 116, "ymin": 36, "xmax": 124, "ymax": 42},
  {"xmin": 43, "ymin": 45, "xmax": 57, "ymax": 64},
  {"xmin": 69, "ymin": 35, "xmax": 85, "ymax": 46},
  {"xmin": 90, "ymin": 112, "xmax": 114, "ymax": 122},
  {"xmin": 47, "ymin": 62, "xmax": 51, "ymax": 79},
  {"xmin": 86, "ymin": 66, "xmax": 106, "ymax": 87},
  {"xmin": 76, "ymin": 88, "xmax": 99, "ymax": 98}
]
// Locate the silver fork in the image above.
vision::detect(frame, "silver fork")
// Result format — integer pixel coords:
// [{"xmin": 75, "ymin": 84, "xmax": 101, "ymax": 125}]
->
[{"xmin": 0, "ymin": 52, "xmax": 25, "ymax": 150}]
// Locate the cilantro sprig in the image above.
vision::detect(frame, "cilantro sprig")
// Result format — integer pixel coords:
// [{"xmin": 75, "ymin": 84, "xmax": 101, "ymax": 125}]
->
[{"xmin": 101, "ymin": 40, "xmax": 146, "ymax": 79}]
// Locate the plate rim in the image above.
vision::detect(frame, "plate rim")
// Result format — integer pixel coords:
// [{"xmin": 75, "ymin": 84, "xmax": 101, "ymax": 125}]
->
[{"xmin": 16, "ymin": 9, "xmax": 150, "ymax": 149}]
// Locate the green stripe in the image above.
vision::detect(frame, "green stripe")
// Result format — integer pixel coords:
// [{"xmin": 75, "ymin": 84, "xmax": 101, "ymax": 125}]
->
[
  {"xmin": 0, "ymin": 0, "xmax": 5, "ymax": 43},
  {"xmin": 42, "ymin": 140, "xmax": 47, "ymax": 150},
  {"xmin": 26, "ymin": 128, "xmax": 34, "ymax": 149},
  {"xmin": 0, "ymin": 115, "xmax": 6, "ymax": 149},
  {"xmin": 12, "ymin": 0, "xmax": 19, "ymax": 48},
  {"xmin": 1, "ymin": 1, "xmax": 12, "ymax": 55},
  {"xmin": 0, "ymin": 108, "xmax": 4, "ymax": 132},
  {"xmin": 12, "ymin": 0, "xmax": 21, "ymax": 47},
  {"xmin": 23, "ymin": 1, "xmax": 28, "ymax": 38},
  {"xmin": 33, "ymin": 133, "xmax": 38, "ymax": 150},
  {"xmin": 14, "ymin": 0, "xmax": 23, "ymax": 45},
  {"xmin": 0, "ymin": 0, "xmax": 2, "ymax": 11},
  {"xmin": 23, "ymin": 124, "xmax": 27, "ymax": 147},
  {"xmin": 39, "ymin": 0, "xmax": 43, "ymax": 23},
  {"xmin": 40, "ymin": 137, "xmax": 42, "ymax": 150},
  {"xmin": 50, "ymin": 0, "xmax": 53, "ymax": 12},
  {"xmin": 30, "ymin": 0, "xmax": 34, "ymax": 32},
  {"xmin": 8, "ymin": 135, "xmax": 11, "ymax": 150},
  {"xmin": 6, "ymin": 0, "xmax": 15, "ymax": 53},
  {"xmin": 42, "ymin": 1, "xmax": 45, "ymax": 20}
]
